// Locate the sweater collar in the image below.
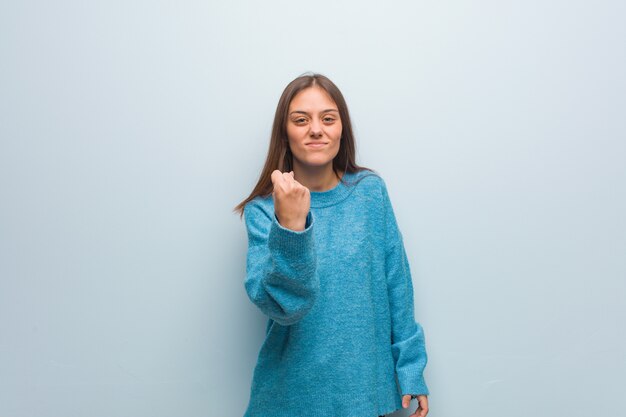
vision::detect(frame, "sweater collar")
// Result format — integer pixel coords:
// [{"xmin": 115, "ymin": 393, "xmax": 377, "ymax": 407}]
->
[{"xmin": 309, "ymin": 170, "xmax": 359, "ymax": 209}]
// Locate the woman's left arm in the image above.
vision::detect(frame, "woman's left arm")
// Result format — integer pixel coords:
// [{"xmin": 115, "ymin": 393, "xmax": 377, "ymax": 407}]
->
[
  {"xmin": 386, "ymin": 237, "xmax": 429, "ymax": 396},
  {"xmin": 381, "ymin": 178, "xmax": 430, "ymax": 397}
]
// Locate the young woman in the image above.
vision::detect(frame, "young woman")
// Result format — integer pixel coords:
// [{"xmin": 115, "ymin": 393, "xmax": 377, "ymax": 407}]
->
[{"xmin": 234, "ymin": 73, "xmax": 430, "ymax": 417}]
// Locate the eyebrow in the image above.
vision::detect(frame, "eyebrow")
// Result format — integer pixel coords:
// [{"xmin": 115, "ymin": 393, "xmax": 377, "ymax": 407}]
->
[{"xmin": 289, "ymin": 109, "xmax": 339, "ymax": 116}]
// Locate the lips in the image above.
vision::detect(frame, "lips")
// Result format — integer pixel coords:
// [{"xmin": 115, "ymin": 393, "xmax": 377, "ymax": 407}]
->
[{"xmin": 305, "ymin": 142, "xmax": 328, "ymax": 148}]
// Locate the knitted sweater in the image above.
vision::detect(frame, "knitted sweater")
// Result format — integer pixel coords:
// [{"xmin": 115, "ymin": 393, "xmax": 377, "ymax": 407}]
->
[{"xmin": 242, "ymin": 169, "xmax": 429, "ymax": 417}]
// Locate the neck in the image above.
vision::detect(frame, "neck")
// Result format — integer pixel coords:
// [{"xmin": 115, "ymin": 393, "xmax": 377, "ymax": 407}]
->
[{"xmin": 292, "ymin": 162, "xmax": 344, "ymax": 192}]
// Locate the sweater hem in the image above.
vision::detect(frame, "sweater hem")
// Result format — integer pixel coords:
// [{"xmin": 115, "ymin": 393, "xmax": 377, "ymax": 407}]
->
[{"xmin": 244, "ymin": 390, "xmax": 403, "ymax": 417}]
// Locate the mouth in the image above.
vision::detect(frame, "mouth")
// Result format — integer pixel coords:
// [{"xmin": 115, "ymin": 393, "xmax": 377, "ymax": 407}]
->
[{"xmin": 305, "ymin": 142, "xmax": 329, "ymax": 148}]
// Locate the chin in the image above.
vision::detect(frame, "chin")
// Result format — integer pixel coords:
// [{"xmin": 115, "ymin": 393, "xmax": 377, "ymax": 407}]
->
[
  {"xmin": 305, "ymin": 161, "xmax": 333, "ymax": 168},
  {"xmin": 295, "ymin": 158, "xmax": 334, "ymax": 168}
]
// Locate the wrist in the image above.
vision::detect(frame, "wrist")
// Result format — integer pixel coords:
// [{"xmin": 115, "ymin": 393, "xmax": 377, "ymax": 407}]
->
[
  {"xmin": 275, "ymin": 215, "xmax": 306, "ymax": 231},
  {"xmin": 276, "ymin": 213, "xmax": 307, "ymax": 231}
]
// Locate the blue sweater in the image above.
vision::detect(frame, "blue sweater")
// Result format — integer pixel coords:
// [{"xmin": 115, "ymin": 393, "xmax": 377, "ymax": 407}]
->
[{"xmin": 242, "ymin": 169, "xmax": 429, "ymax": 417}]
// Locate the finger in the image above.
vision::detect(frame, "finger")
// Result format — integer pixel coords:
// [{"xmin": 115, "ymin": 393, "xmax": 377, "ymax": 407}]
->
[
  {"xmin": 271, "ymin": 170, "xmax": 283, "ymax": 187},
  {"xmin": 402, "ymin": 395, "xmax": 411, "ymax": 409},
  {"xmin": 407, "ymin": 396, "xmax": 426, "ymax": 417},
  {"xmin": 282, "ymin": 172, "xmax": 296, "ymax": 186},
  {"xmin": 418, "ymin": 397, "xmax": 429, "ymax": 417},
  {"xmin": 409, "ymin": 405, "xmax": 424, "ymax": 417}
]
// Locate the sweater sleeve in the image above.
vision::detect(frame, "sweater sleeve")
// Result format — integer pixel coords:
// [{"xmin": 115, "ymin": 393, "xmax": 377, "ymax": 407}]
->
[
  {"xmin": 381, "ymin": 180, "xmax": 430, "ymax": 397},
  {"xmin": 243, "ymin": 200, "xmax": 319, "ymax": 326}
]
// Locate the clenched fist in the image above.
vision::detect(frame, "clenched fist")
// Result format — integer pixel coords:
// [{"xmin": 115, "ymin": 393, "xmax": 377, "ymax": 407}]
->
[{"xmin": 271, "ymin": 170, "xmax": 310, "ymax": 231}]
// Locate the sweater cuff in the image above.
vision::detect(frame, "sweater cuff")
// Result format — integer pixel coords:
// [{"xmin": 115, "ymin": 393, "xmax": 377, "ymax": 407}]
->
[
  {"xmin": 398, "ymin": 372, "xmax": 430, "ymax": 397},
  {"xmin": 268, "ymin": 211, "xmax": 315, "ymax": 257}
]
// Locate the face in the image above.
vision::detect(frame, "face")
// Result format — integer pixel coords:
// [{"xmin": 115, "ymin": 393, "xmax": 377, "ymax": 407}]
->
[{"xmin": 286, "ymin": 86, "xmax": 342, "ymax": 171}]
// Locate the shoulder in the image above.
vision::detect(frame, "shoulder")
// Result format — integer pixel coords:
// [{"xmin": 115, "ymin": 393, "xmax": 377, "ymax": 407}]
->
[
  {"xmin": 347, "ymin": 169, "xmax": 390, "ymax": 199},
  {"xmin": 243, "ymin": 194, "xmax": 274, "ymax": 225}
]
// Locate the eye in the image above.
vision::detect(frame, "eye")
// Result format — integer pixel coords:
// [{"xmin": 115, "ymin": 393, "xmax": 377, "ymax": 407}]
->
[
  {"xmin": 323, "ymin": 116, "xmax": 336, "ymax": 123},
  {"xmin": 292, "ymin": 117, "xmax": 307, "ymax": 124}
]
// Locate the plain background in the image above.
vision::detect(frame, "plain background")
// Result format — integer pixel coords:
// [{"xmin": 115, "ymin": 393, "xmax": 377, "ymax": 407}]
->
[{"xmin": 1, "ymin": 1, "xmax": 624, "ymax": 416}]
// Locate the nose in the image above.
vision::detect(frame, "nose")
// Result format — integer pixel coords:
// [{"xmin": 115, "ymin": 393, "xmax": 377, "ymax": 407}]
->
[{"xmin": 310, "ymin": 120, "xmax": 323, "ymax": 137}]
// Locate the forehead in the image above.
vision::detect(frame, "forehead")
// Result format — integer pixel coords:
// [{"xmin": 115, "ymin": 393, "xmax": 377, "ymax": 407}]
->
[{"xmin": 289, "ymin": 86, "xmax": 337, "ymax": 110}]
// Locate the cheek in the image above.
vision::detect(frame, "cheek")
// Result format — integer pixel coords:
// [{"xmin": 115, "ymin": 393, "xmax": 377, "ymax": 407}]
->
[
  {"xmin": 286, "ymin": 125, "xmax": 305, "ymax": 142},
  {"xmin": 286, "ymin": 131, "xmax": 307, "ymax": 155},
  {"xmin": 286, "ymin": 125, "xmax": 295, "ymax": 141},
  {"xmin": 332, "ymin": 124, "xmax": 343, "ymax": 142}
]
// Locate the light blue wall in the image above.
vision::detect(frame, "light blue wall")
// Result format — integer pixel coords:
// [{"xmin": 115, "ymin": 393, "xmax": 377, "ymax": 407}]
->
[{"xmin": 1, "ymin": 1, "xmax": 624, "ymax": 416}]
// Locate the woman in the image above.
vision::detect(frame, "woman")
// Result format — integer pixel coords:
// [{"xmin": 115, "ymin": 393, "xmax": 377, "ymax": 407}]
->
[{"xmin": 233, "ymin": 73, "xmax": 430, "ymax": 417}]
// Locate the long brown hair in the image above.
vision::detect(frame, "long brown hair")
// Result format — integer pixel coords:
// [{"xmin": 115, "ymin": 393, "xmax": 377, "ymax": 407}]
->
[{"xmin": 233, "ymin": 72, "xmax": 376, "ymax": 218}]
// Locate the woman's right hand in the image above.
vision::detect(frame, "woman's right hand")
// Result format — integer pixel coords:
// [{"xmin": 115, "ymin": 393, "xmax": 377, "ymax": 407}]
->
[{"xmin": 271, "ymin": 170, "xmax": 310, "ymax": 231}]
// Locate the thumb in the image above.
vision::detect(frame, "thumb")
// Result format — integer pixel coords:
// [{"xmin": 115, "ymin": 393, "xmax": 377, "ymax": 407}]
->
[{"xmin": 402, "ymin": 395, "xmax": 411, "ymax": 408}]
